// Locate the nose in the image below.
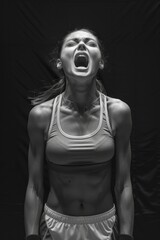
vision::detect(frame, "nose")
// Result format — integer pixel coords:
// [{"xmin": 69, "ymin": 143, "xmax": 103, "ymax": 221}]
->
[{"xmin": 77, "ymin": 42, "xmax": 86, "ymax": 51}]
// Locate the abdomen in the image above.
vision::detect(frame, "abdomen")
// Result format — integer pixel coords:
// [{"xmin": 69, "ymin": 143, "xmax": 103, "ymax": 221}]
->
[{"xmin": 46, "ymin": 162, "xmax": 114, "ymax": 215}]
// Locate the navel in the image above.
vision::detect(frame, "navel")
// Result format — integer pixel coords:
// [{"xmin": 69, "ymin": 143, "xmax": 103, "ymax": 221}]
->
[{"xmin": 80, "ymin": 200, "xmax": 84, "ymax": 208}]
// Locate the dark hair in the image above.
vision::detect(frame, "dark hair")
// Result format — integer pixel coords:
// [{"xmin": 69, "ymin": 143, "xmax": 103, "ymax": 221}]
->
[{"xmin": 29, "ymin": 28, "xmax": 107, "ymax": 106}]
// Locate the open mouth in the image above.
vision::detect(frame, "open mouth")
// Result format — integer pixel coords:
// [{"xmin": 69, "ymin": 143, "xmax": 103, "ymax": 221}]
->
[{"xmin": 74, "ymin": 53, "xmax": 89, "ymax": 68}]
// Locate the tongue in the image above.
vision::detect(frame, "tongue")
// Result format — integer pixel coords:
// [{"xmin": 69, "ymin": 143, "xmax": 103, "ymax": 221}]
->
[{"xmin": 75, "ymin": 56, "xmax": 88, "ymax": 67}]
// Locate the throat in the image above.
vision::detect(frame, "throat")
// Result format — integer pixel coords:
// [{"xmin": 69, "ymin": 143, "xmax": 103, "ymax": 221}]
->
[{"xmin": 62, "ymin": 92, "xmax": 100, "ymax": 114}]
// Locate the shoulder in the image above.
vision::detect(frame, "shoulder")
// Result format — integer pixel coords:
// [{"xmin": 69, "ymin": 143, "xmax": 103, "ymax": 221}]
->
[
  {"xmin": 28, "ymin": 99, "xmax": 54, "ymax": 131},
  {"xmin": 104, "ymin": 95, "xmax": 132, "ymax": 133},
  {"xmin": 107, "ymin": 96, "xmax": 131, "ymax": 119}
]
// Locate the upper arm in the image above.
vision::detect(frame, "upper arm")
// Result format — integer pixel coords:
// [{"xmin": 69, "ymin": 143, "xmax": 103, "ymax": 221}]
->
[
  {"xmin": 27, "ymin": 106, "xmax": 46, "ymax": 192},
  {"xmin": 113, "ymin": 101, "xmax": 132, "ymax": 191}
]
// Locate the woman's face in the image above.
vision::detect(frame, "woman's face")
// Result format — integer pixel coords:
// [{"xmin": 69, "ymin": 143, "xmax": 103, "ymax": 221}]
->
[{"xmin": 58, "ymin": 30, "xmax": 104, "ymax": 79}]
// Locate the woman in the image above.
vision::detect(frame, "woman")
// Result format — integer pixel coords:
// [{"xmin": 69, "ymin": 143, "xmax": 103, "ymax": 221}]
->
[{"xmin": 24, "ymin": 28, "xmax": 134, "ymax": 240}]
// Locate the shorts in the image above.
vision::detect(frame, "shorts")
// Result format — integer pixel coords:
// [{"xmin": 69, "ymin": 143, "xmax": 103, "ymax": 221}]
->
[{"xmin": 40, "ymin": 203, "xmax": 119, "ymax": 240}]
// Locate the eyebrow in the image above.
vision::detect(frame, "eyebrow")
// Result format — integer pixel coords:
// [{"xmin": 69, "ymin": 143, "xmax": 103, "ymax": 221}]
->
[{"xmin": 66, "ymin": 38, "xmax": 97, "ymax": 43}]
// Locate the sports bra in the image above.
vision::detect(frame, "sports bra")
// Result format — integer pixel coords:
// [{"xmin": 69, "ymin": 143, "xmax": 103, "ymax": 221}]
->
[{"xmin": 45, "ymin": 91, "xmax": 115, "ymax": 170}]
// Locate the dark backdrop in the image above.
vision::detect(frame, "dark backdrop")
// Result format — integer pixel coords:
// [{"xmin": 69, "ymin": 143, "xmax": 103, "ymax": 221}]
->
[{"xmin": 2, "ymin": 0, "xmax": 160, "ymax": 239}]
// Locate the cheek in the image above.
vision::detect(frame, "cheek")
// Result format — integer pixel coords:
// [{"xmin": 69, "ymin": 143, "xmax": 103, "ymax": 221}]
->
[
  {"xmin": 90, "ymin": 50, "xmax": 101, "ymax": 62},
  {"xmin": 61, "ymin": 52, "xmax": 73, "ymax": 66},
  {"xmin": 91, "ymin": 55, "xmax": 101, "ymax": 68}
]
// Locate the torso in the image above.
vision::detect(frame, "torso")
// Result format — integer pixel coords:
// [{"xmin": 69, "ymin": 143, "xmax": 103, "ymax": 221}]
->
[{"xmin": 40, "ymin": 92, "xmax": 119, "ymax": 216}]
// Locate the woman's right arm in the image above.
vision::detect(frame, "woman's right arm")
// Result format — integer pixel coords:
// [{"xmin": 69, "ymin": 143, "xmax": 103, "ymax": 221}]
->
[{"xmin": 24, "ymin": 106, "xmax": 45, "ymax": 237}]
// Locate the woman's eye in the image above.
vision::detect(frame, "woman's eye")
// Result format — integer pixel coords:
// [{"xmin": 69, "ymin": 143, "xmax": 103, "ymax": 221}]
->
[
  {"xmin": 87, "ymin": 42, "xmax": 97, "ymax": 47},
  {"xmin": 66, "ymin": 42, "xmax": 76, "ymax": 47}
]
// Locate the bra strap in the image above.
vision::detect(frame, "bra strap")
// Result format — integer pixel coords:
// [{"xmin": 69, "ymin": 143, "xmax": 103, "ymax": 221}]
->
[
  {"xmin": 103, "ymin": 94, "xmax": 113, "ymax": 136},
  {"xmin": 47, "ymin": 96, "xmax": 58, "ymax": 139}
]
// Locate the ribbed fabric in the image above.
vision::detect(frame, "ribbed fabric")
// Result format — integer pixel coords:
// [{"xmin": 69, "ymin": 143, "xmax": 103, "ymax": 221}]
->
[
  {"xmin": 40, "ymin": 204, "xmax": 119, "ymax": 240},
  {"xmin": 44, "ymin": 203, "xmax": 116, "ymax": 224},
  {"xmin": 45, "ymin": 91, "xmax": 115, "ymax": 167}
]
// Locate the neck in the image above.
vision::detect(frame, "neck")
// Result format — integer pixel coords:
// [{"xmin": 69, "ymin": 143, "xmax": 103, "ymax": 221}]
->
[{"xmin": 63, "ymin": 77, "xmax": 99, "ymax": 114}]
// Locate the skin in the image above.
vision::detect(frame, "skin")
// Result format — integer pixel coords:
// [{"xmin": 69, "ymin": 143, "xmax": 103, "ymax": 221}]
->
[{"xmin": 24, "ymin": 30, "xmax": 134, "ymax": 237}]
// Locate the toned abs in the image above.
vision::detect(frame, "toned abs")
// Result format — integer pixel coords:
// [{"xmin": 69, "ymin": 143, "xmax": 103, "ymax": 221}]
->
[{"xmin": 46, "ymin": 162, "xmax": 113, "ymax": 216}]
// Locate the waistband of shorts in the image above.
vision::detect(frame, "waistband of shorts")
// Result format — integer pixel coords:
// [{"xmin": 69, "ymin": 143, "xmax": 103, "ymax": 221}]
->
[{"xmin": 44, "ymin": 203, "xmax": 116, "ymax": 224}]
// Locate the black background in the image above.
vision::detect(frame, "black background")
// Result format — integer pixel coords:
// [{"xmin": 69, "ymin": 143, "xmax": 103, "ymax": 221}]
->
[{"xmin": 2, "ymin": 0, "xmax": 160, "ymax": 239}]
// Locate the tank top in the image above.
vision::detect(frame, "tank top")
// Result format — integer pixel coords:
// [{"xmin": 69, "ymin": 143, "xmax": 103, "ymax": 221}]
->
[{"xmin": 45, "ymin": 91, "xmax": 115, "ymax": 170}]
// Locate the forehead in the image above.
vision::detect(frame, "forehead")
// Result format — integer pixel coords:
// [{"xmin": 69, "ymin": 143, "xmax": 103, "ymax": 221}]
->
[{"xmin": 64, "ymin": 30, "xmax": 98, "ymax": 42}]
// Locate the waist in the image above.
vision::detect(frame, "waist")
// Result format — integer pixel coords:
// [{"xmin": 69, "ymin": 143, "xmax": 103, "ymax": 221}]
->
[{"xmin": 44, "ymin": 203, "xmax": 116, "ymax": 224}]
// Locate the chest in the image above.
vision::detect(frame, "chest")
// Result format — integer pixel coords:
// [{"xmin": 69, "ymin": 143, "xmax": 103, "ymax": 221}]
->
[{"xmin": 59, "ymin": 106, "xmax": 101, "ymax": 136}]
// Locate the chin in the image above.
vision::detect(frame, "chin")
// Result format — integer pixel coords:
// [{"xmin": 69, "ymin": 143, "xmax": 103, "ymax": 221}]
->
[
  {"xmin": 72, "ymin": 72, "xmax": 93, "ymax": 79},
  {"xmin": 72, "ymin": 65, "xmax": 96, "ymax": 76}
]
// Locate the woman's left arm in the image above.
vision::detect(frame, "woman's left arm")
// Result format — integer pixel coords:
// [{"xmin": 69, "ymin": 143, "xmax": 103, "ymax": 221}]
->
[{"xmin": 113, "ymin": 101, "xmax": 134, "ymax": 236}]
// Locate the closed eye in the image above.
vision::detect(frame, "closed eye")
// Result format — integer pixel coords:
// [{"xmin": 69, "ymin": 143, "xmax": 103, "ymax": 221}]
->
[
  {"xmin": 66, "ymin": 41, "xmax": 97, "ymax": 47},
  {"xmin": 87, "ymin": 41, "xmax": 97, "ymax": 47},
  {"xmin": 65, "ymin": 38, "xmax": 98, "ymax": 47},
  {"xmin": 66, "ymin": 41, "xmax": 77, "ymax": 47}
]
